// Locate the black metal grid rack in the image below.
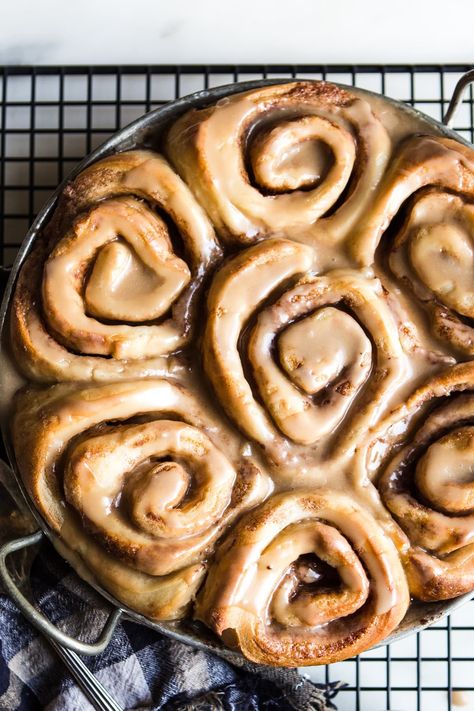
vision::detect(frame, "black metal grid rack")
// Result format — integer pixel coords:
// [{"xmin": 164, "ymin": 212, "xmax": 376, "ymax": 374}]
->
[{"xmin": 1, "ymin": 63, "xmax": 473, "ymax": 711}]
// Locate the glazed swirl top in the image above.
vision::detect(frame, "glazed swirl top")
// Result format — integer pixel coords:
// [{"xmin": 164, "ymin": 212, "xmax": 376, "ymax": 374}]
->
[{"xmin": 6, "ymin": 80, "xmax": 474, "ymax": 667}]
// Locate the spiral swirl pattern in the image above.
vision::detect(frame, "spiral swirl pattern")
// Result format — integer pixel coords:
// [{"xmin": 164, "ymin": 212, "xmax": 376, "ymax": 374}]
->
[
  {"xmin": 166, "ymin": 81, "xmax": 390, "ymax": 247},
  {"xmin": 11, "ymin": 150, "xmax": 221, "ymax": 382},
  {"xmin": 364, "ymin": 363, "xmax": 474, "ymax": 600},
  {"xmin": 203, "ymin": 238, "xmax": 407, "ymax": 462},
  {"xmin": 353, "ymin": 135, "xmax": 474, "ymax": 264},
  {"xmin": 195, "ymin": 491, "xmax": 409, "ymax": 666},
  {"xmin": 389, "ymin": 190, "xmax": 474, "ymax": 355},
  {"xmin": 9, "ymin": 80, "xmax": 474, "ymax": 665},
  {"xmin": 13, "ymin": 379, "xmax": 269, "ymax": 619}
]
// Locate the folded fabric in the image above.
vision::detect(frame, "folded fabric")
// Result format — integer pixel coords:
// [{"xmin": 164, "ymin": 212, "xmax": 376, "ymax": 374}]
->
[{"xmin": 0, "ymin": 463, "xmax": 342, "ymax": 710}]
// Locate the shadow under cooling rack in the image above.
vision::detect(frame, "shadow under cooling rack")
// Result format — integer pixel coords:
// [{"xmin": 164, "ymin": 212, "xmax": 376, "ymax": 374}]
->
[{"xmin": 0, "ymin": 63, "xmax": 473, "ymax": 711}]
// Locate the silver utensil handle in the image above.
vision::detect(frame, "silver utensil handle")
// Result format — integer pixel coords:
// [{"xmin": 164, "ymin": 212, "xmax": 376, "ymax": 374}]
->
[
  {"xmin": 48, "ymin": 637, "xmax": 124, "ymax": 711},
  {"xmin": 443, "ymin": 68, "xmax": 474, "ymax": 127},
  {"xmin": 0, "ymin": 531, "xmax": 123, "ymax": 656}
]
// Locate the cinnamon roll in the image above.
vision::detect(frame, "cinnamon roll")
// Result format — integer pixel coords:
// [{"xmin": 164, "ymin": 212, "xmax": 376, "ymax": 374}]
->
[
  {"xmin": 389, "ymin": 189, "xmax": 474, "ymax": 356},
  {"xmin": 7, "ymin": 79, "xmax": 474, "ymax": 664},
  {"xmin": 203, "ymin": 238, "xmax": 407, "ymax": 464},
  {"xmin": 11, "ymin": 150, "xmax": 221, "ymax": 382},
  {"xmin": 364, "ymin": 363, "xmax": 474, "ymax": 601},
  {"xmin": 166, "ymin": 81, "xmax": 390, "ymax": 250},
  {"xmin": 12, "ymin": 379, "xmax": 269, "ymax": 619},
  {"xmin": 353, "ymin": 136, "xmax": 474, "ymax": 356},
  {"xmin": 195, "ymin": 491, "xmax": 409, "ymax": 665},
  {"xmin": 354, "ymin": 136, "xmax": 474, "ymax": 263}
]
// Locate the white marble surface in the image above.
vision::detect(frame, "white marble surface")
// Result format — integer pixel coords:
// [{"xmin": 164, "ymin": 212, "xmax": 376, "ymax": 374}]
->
[{"xmin": 1, "ymin": 0, "xmax": 474, "ymax": 65}]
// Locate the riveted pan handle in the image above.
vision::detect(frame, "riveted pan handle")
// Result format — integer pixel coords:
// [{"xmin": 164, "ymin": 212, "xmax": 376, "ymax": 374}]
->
[
  {"xmin": 0, "ymin": 530, "xmax": 123, "ymax": 656},
  {"xmin": 443, "ymin": 68, "xmax": 474, "ymax": 127}
]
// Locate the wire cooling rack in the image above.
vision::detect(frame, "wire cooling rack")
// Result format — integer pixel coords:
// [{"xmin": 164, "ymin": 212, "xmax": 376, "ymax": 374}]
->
[{"xmin": 0, "ymin": 63, "xmax": 473, "ymax": 711}]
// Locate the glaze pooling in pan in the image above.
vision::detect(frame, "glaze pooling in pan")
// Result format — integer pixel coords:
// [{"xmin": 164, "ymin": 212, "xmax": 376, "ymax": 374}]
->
[{"xmin": 7, "ymin": 80, "xmax": 474, "ymax": 666}]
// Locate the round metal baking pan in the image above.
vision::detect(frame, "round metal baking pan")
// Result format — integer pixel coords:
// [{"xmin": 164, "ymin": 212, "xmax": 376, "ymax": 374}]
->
[{"xmin": 0, "ymin": 72, "xmax": 473, "ymax": 662}]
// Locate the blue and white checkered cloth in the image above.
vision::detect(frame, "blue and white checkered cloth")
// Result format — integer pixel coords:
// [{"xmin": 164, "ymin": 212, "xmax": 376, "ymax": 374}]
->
[{"xmin": 0, "ymin": 464, "xmax": 341, "ymax": 711}]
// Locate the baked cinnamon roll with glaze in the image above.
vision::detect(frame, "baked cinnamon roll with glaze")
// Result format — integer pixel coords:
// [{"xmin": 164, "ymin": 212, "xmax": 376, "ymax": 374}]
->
[
  {"xmin": 195, "ymin": 491, "xmax": 409, "ymax": 665},
  {"xmin": 363, "ymin": 362, "xmax": 474, "ymax": 600},
  {"xmin": 389, "ymin": 190, "xmax": 474, "ymax": 356},
  {"xmin": 203, "ymin": 238, "xmax": 407, "ymax": 466},
  {"xmin": 11, "ymin": 150, "xmax": 221, "ymax": 382},
  {"xmin": 166, "ymin": 81, "xmax": 390, "ymax": 250},
  {"xmin": 353, "ymin": 136, "xmax": 474, "ymax": 356},
  {"xmin": 6, "ymin": 78, "xmax": 474, "ymax": 665},
  {"xmin": 12, "ymin": 379, "xmax": 269, "ymax": 619},
  {"xmin": 354, "ymin": 135, "xmax": 474, "ymax": 263}
]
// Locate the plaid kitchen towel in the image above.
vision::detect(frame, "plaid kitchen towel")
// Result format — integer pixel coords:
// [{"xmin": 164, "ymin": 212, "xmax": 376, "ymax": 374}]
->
[{"xmin": 0, "ymin": 463, "xmax": 342, "ymax": 711}]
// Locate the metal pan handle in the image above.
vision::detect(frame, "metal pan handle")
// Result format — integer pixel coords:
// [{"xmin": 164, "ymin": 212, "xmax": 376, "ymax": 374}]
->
[
  {"xmin": 443, "ymin": 68, "xmax": 474, "ymax": 127},
  {"xmin": 0, "ymin": 530, "xmax": 123, "ymax": 656}
]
